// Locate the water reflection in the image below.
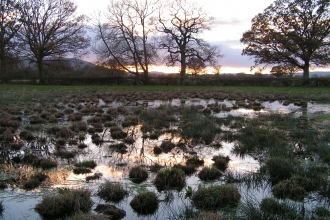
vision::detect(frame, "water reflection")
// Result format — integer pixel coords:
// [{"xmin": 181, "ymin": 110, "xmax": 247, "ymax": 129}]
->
[{"xmin": 1, "ymin": 99, "xmax": 330, "ymax": 219}]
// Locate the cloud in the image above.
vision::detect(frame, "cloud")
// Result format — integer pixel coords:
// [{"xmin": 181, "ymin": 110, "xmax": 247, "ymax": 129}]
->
[{"xmin": 214, "ymin": 18, "xmax": 250, "ymax": 26}]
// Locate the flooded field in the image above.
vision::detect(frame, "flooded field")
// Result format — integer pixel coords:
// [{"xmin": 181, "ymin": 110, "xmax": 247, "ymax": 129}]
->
[{"xmin": 1, "ymin": 90, "xmax": 330, "ymax": 219}]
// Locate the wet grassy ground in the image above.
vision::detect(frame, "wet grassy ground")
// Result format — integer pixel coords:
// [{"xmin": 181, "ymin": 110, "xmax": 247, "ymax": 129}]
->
[{"xmin": 0, "ymin": 85, "xmax": 330, "ymax": 219}]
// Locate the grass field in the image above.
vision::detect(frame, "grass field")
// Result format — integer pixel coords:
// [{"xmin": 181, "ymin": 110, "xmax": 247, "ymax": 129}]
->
[{"xmin": 1, "ymin": 85, "xmax": 330, "ymax": 105}]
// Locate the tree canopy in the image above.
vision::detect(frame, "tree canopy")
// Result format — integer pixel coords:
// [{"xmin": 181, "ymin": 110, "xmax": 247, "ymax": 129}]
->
[
  {"xmin": 157, "ymin": 0, "xmax": 222, "ymax": 82},
  {"xmin": 93, "ymin": 0, "xmax": 159, "ymax": 85},
  {"xmin": 17, "ymin": 0, "xmax": 90, "ymax": 84},
  {"xmin": 0, "ymin": 0, "xmax": 21, "ymax": 79},
  {"xmin": 241, "ymin": 0, "xmax": 330, "ymax": 79}
]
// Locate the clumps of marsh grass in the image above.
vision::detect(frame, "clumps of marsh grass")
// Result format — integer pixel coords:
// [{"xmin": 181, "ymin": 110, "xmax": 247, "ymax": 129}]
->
[
  {"xmin": 110, "ymin": 127, "xmax": 127, "ymax": 139},
  {"xmin": 212, "ymin": 155, "xmax": 230, "ymax": 171},
  {"xmin": 56, "ymin": 127, "xmax": 74, "ymax": 139},
  {"xmin": 75, "ymin": 160, "xmax": 97, "ymax": 169},
  {"xmin": 0, "ymin": 182, "xmax": 8, "ymax": 190},
  {"xmin": 181, "ymin": 114, "xmax": 220, "ymax": 145},
  {"xmin": 122, "ymin": 116, "xmax": 139, "ymax": 127},
  {"xmin": 130, "ymin": 191, "xmax": 159, "ymax": 215},
  {"xmin": 109, "ymin": 143, "xmax": 128, "ymax": 154},
  {"xmin": 67, "ymin": 113, "xmax": 83, "ymax": 121},
  {"xmin": 94, "ymin": 204, "xmax": 126, "ymax": 219},
  {"xmin": 272, "ymin": 179, "xmax": 308, "ymax": 201},
  {"xmin": 97, "ymin": 181, "xmax": 128, "ymax": 203},
  {"xmin": 149, "ymin": 163, "xmax": 163, "ymax": 173},
  {"xmin": 263, "ymin": 157, "xmax": 296, "ymax": 184},
  {"xmin": 29, "ymin": 115, "xmax": 45, "ymax": 124},
  {"xmin": 192, "ymin": 184, "xmax": 240, "ymax": 210},
  {"xmin": 238, "ymin": 197, "xmax": 306, "ymax": 220},
  {"xmin": 78, "ymin": 143, "xmax": 88, "ymax": 149},
  {"xmin": 34, "ymin": 158, "xmax": 58, "ymax": 170},
  {"xmin": 86, "ymin": 172, "xmax": 103, "ymax": 182},
  {"xmin": 124, "ymin": 137, "xmax": 135, "ymax": 145},
  {"xmin": 140, "ymin": 107, "xmax": 176, "ymax": 132},
  {"xmin": 260, "ymin": 198, "xmax": 292, "ymax": 216},
  {"xmin": 35, "ymin": 188, "xmax": 92, "ymax": 219},
  {"xmin": 1, "ymin": 129, "xmax": 13, "ymax": 142},
  {"xmin": 73, "ymin": 167, "xmax": 92, "ymax": 175},
  {"xmin": 173, "ymin": 164, "xmax": 197, "ymax": 175},
  {"xmin": 159, "ymin": 140, "xmax": 175, "ymax": 153},
  {"xmin": 91, "ymin": 133, "xmax": 102, "ymax": 144},
  {"xmin": 71, "ymin": 121, "xmax": 88, "ymax": 132},
  {"xmin": 129, "ymin": 166, "xmax": 148, "ymax": 184},
  {"xmin": 186, "ymin": 155, "xmax": 204, "ymax": 167},
  {"xmin": 198, "ymin": 167, "xmax": 222, "ymax": 181},
  {"xmin": 154, "ymin": 168, "xmax": 186, "ymax": 191},
  {"xmin": 9, "ymin": 142, "xmax": 23, "ymax": 151},
  {"xmin": 54, "ymin": 150, "xmax": 77, "ymax": 159},
  {"xmin": 19, "ymin": 130, "xmax": 35, "ymax": 141},
  {"xmin": 314, "ymin": 207, "xmax": 330, "ymax": 219},
  {"xmin": 23, "ymin": 179, "xmax": 42, "ymax": 190},
  {"xmin": 233, "ymin": 125, "xmax": 287, "ymax": 157}
]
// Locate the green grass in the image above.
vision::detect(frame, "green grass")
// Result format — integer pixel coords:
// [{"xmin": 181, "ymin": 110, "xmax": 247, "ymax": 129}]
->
[{"xmin": 1, "ymin": 85, "xmax": 329, "ymax": 106}]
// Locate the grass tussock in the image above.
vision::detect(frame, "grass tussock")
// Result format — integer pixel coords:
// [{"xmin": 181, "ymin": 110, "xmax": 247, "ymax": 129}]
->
[
  {"xmin": 173, "ymin": 164, "xmax": 197, "ymax": 175},
  {"xmin": 186, "ymin": 156, "xmax": 204, "ymax": 167},
  {"xmin": 94, "ymin": 204, "xmax": 126, "ymax": 220},
  {"xmin": 129, "ymin": 166, "xmax": 148, "ymax": 184},
  {"xmin": 86, "ymin": 172, "xmax": 103, "ymax": 182},
  {"xmin": 192, "ymin": 185, "xmax": 241, "ymax": 210},
  {"xmin": 73, "ymin": 167, "xmax": 92, "ymax": 175},
  {"xmin": 75, "ymin": 160, "xmax": 97, "ymax": 169},
  {"xmin": 35, "ymin": 188, "xmax": 92, "ymax": 219},
  {"xmin": 181, "ymin": 115, "xmax": 220, "ymax": 145},
  {"xmin": 212, "ymin": 155, "xmax": 230, "ymax": 171},
  {"xmin": 198, "ymin": 167, "xmax": 222, "ymax": 181},
  {"xmin": 159, "ymin": 140, "xmax": 176, "ymax": 153},
  {"xmin": 154, "ymin": 168, "xmax": 186, "ymax": 191},
  {"xmin": 97, "ymin": 181, "xmax": 128, "ymax": 203},
  {"xmin": 130, "ymin": 191, "xmax": 159, "ymax": 215}
]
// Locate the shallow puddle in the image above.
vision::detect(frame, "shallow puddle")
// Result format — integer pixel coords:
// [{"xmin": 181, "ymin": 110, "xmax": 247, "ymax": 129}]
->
[{"xmin": 1, "ymin": 99, "xmax": 330, "ymax": 219}]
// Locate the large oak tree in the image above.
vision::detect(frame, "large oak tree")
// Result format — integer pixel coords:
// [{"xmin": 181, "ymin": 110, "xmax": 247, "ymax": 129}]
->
[
  {"xmin": 241, "ymin": 0, "xmax": 330, "ymax": 79},
  {"xmin": 157, "ymin": 0, "xmax": 222, "ymax": 82},
  {"xmin": 0, "ymin": 0, "xmax": 21, "ymax": 80},
  {"xmin": 94, "ymin": 0, "xmax": 159, "ymax": 85},
  {"xmin": 17, "ymin": 0, "xmax": 90, "ymax": 84}
]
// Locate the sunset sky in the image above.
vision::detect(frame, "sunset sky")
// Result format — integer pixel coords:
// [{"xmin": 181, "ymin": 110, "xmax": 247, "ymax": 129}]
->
[{"xmin": 76, "ymin": 0, "xmax": 330, "ymax": 74}]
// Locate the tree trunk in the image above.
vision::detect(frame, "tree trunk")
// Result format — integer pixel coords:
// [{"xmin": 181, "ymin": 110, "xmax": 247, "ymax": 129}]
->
[
  {"xmin": 180, "ymin": 51, "xmax": 186, "ymax": 85},
  {"xmin": 0, "ymin": 58, "xmax": 5, "ymax": 82},
  {"xmin": 303, "ymin": 64, "xmax": 309, "ymax": 79},
  {"xmin": 37, "ymin": 59, "xmax": 45, "ymax": 84}
]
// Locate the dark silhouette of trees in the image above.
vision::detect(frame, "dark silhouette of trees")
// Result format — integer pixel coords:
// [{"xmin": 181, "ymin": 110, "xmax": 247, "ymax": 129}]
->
[
  {"xmin": 17, "ymin": 0, "xmax": 90, "ymax": 84},
  {"xmin": 0, "ymin": 0, "xmax": 21, "ymax": 80},
  {"xmin": 93, "ymin": 0, "xmax": 159, "ymax": 85},
  {"xmin": 241, "ymin": 0, "xmax": 330, "ymax": 79},
  {"xmin": 187, "ymin": 57, "xmax": 206, "ymax": 75},
  {"xmin": 157, "ymin": 0, "xmax": 222, "ymax": 82},
  {"xmin": 270, "ymin": 64, "xmax": 300, "ymax": 77}
]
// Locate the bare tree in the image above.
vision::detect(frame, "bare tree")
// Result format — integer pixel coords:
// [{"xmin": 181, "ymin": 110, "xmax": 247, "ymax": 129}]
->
[
  {"xmin": 93, "ymin": 0, "xmax": 159, "ymax": 85},
  {"xmin": 17, "ymin": 0, "xmax": 90, "ymax": 84},
  {"xmin": 0, "ymin": 0, "xmax": 21, "ymax": 80},
  {"xmin": 241, "ymin": 0, "xmax": 330, "ymax": 79},
  {"xmin": 187, "ymin": 57, "xmax": 206, "ymax": 76},
  {"xmin": 212, "ymin": 65, "xmax": 222, "ymax": 75},
  {"xmin": 157, "ymin": 0, "xmax": 222, "ymax": 82}
]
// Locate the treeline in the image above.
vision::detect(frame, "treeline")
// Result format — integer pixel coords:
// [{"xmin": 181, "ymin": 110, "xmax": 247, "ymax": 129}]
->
[
  {"xmin": 1, "ymin": 0, "xmax": 329, "ymax": 85},
  {"xmin": 5, "ymin": 75, "xmax": 330, "ymax": 87}
]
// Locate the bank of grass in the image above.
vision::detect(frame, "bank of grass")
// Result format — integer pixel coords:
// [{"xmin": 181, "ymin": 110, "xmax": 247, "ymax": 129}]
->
[{"xmin": 1, "ymin": 85, "xmax": 330, "ymax": 106}]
